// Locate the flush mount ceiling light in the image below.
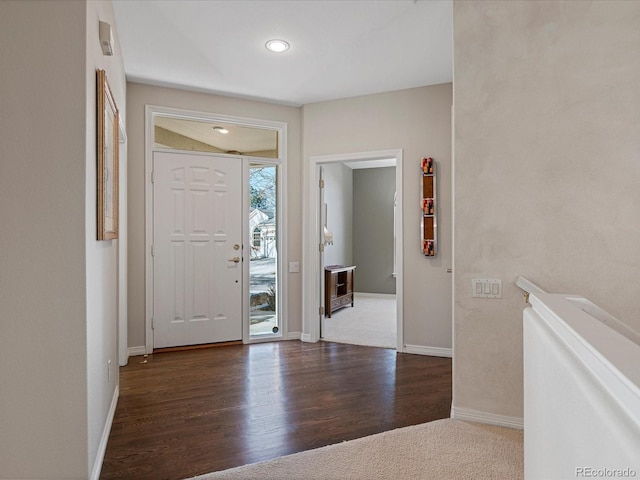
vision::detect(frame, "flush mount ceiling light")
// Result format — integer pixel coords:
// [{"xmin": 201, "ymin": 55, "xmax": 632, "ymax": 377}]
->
[
  {"xmin": 212, "ymin": 126, "xmax": 229, "ymax": 134},
  {"xmin": 265, "ymin": 39, "xmax": 290, "ymax": 53}
]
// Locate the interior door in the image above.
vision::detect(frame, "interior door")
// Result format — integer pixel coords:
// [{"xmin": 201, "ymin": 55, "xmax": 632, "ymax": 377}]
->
[
  {"xmin": 319, "ymin": 166, "xmax": 326, "ymax": 338},
  {"xmin": 153, "ymin": 151, "xmax": 242, "ymax": 348}
]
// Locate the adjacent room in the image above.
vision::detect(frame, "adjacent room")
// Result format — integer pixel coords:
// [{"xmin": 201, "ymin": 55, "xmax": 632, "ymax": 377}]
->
[{"xmin": 320, "ymin": 160, "xmax": 397, "ymax": 349}]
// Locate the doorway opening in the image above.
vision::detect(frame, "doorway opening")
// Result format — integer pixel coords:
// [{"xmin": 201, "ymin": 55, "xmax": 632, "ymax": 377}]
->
[
  {"xmin": 144, "ymin": 106, "xmax": 287, "ymax": 352},
  {"xmin": 320, "ymin": 160, "xmax": 397, "ymax": 348},
  {"xmin": 303, "ymin": 149, "xmax": 404, "ymax": 351}
]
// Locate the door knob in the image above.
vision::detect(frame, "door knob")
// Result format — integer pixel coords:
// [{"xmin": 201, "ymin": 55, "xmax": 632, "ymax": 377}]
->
[{"xmin": 229, "ymin": 256, "xmax": 240, "ymax": 263}]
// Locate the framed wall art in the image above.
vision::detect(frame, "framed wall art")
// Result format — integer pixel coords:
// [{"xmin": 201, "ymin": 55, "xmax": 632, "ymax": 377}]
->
[{"xmin": 97, "ymin": 69, "xmax": 119, "ymax": 240}]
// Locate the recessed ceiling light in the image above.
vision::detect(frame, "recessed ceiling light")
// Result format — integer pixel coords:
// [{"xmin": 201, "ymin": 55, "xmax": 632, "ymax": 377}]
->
[
  {"xmin": 212, "ymin": 126, "xmax": 229, "ymax": 134},
  {"xmin": 265, "ymin": 39, "xmax": 290, "ymax": 53}
]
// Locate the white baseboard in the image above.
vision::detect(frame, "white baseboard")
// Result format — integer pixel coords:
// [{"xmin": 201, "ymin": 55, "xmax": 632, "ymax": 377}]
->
[
  {"xmin": 131, "ymin": 336, "xmax": 302, "ymax": 352},
  {"xmin": 403, "ymin": 344, "xmax": 452, "ymax": 358},
  {"xmin": 300, "ymin": 333, "xmax": 313, "ymax": 342},
  {"xmin": 128, "ymin": 345, "xmax": 147, "ymax": 357},
  {"xmin": 90, "ymin": 385, "xmax": 119, "ymax": 480},
  {"xmin": 451, "ymin": 405, "xmax": 524, "ymax": 430},
  {"xmin": 354, "ymin": 292, "xmax": 396, "ymax": 299}
]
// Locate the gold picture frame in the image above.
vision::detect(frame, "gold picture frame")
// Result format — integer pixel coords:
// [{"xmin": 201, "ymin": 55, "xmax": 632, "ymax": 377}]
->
[{"xmin": 97, "ymin": 69, "xmax": 119, "ymax": 240}]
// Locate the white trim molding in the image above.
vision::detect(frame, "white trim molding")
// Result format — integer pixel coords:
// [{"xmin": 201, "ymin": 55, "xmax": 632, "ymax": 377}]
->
[
  {"xmin": 451, "ymin": 405, "xmax": 524, "ymax": 430},
  {"xmin": 90, "ymin": 386, "xmax": 119, "ymax": 480},
  {"xmin": 300, "ymin": 333, "xmax": 312, "ymax": 343},
  {"xmin": 403, "ymin": 344, "xmax": 452, "ymax": 358},
  {"xmin": 127, "ymin": 346, "xmax": 147, "ymax": 358}
]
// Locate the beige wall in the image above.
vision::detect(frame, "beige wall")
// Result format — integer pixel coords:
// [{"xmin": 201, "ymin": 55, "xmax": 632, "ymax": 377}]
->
[
  {"xmin": 126, "ymin": 83, "xmax": 303, "ymax": 348},
  {"xmin": 303, "ymin": 84, "xmax": 453, "ymax": 350},
  {"xmin": 353, "ymin": 167, "xmax": 397, "ymax": 295},
  {"xmin": 453, "ymin": 0, "xmax": 640, "ymax": 419},
  {"xmin": 0, "ymin": 2, "xmax": 88, "ymax": 477},
  {"xmin": 0, "ymin": 0, "xmax": 126, "ymax": 477},
  {"xmin": 86, "ymin": 0, "xmax": 127, "ymax": 475},
  {"xmin": 127, "ymin": 84, "xmax": 451, "ymax": 351}
]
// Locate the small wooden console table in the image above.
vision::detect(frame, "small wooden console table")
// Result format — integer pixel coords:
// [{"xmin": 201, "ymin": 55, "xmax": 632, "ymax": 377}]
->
[{"xmin": 324, "ymin": 265, "xmax": 356, "ymax": 318}]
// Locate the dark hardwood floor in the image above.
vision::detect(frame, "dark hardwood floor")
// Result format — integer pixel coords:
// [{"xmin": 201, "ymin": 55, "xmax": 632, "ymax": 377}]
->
[{"xmin": 100, "ymin": 341, "xmax": 452, "ymax": 480}]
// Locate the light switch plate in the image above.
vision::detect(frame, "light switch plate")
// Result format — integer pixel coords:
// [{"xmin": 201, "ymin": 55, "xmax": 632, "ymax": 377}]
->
[
  {"xmin": 472, "ymin": 279, "xmax": 502, "ymax": 298},
  {"xmin": 289, "ymin": 262, "xmax": 300, "ymax": 273}
]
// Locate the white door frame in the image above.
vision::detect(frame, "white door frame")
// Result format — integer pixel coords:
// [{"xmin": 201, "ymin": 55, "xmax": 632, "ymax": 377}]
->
[
  {"xmin": 144, "ymin": 105, "xmax": 287, "ymax": 353},
  {"xmin": 302, "ymin": 149, "xmax": 404, "ymax": 351}
]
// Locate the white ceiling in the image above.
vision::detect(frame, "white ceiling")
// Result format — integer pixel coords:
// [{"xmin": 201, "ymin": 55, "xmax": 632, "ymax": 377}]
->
[{"xmin": 112, "ymin": 0, "xmax": 452, "ymax": 106}]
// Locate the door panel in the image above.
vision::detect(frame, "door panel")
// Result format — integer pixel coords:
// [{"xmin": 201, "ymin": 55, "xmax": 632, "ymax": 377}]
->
[
  {"xmin": 319, "ymin": 166, "xmax": 326, "ymax": 337},
  {"xmin": 153, "ymin": 151, "xmax": 242, "ymax": 348}
]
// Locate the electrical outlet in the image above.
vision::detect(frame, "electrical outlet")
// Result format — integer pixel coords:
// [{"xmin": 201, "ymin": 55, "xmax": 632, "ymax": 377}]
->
[{"xmin": 472, "ymin": 279, "xmax": 502, "ymax": 298}]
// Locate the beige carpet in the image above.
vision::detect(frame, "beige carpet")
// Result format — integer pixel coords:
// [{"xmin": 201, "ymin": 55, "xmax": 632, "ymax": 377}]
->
[
  {"xmin": 186, "ymin": 419, "xmax": 523, "ymax": 480},
  {"xmin": 322, "ymin": 293, "xmax": 396, "ymax": 349}
]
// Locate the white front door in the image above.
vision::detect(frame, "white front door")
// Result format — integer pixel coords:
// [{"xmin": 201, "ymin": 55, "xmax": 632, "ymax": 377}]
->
[{"xmin": 153, "ymin": 151, "xmax": 242, "ymax": 348}]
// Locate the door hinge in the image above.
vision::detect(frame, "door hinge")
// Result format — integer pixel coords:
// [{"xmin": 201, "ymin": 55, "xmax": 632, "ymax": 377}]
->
[
  {"xmin": 319, "ymin": 243, "xmax": 324, "ymax": 252},
  {"xmin": 151, "ymin": 245, "xmax": 155, "ymax": 256},
  {"xmin": 151, "ymin": 317, "xmax": 154, "ymax": 330},
  {"xmin": 319, "ymin": 306, "xmax": 325, "ymax": 315},
  {"xmin": 319, "ymin": 179, "xmax": 324, "ymax": 188},
  {"xmin": 151, "ymin": 170, "xmax": 155, "ymax": 183}
]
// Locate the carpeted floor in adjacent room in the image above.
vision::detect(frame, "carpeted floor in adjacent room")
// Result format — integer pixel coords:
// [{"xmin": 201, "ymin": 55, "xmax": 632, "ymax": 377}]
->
[{"xmin": 322, "ymin": 292, "xmax": 396, "ymax": 349}]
